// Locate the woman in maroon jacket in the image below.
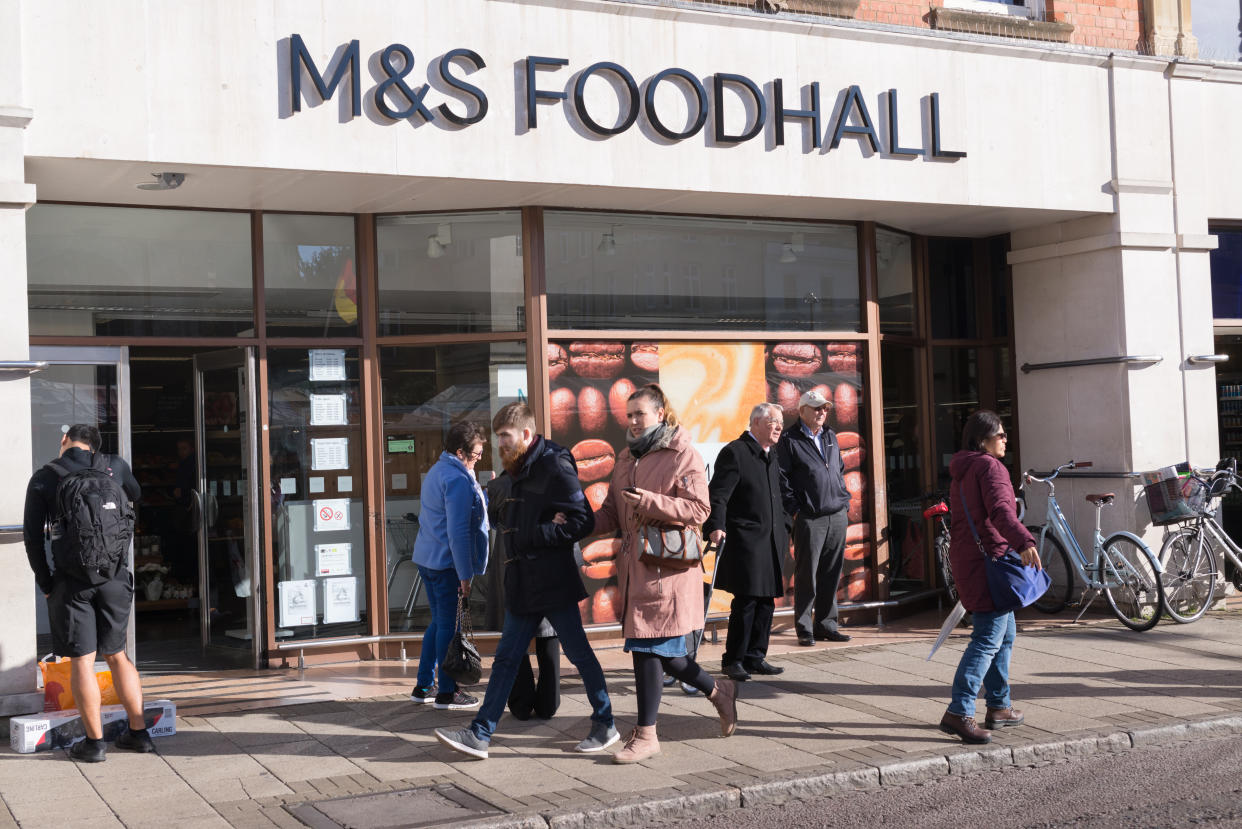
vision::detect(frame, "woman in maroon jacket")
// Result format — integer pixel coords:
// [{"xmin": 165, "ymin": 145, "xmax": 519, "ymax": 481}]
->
[{"xmin": 939, "ymin": 410, "xmax": 1040, "ymax": 745}]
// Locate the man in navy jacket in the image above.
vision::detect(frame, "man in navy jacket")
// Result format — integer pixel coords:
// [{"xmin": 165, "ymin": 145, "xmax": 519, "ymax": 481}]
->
[{"xmin": 776, "ymin": 390, "xmax": 852, "ymax": 646}]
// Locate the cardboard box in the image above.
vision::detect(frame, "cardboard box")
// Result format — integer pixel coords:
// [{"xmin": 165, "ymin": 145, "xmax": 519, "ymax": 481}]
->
[{"xmin": 10, "ymin": 699, "xmax": 176, "ymax": 754}]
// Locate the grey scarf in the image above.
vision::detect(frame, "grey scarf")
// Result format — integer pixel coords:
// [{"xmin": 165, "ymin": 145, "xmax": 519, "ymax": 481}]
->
[{"xmin": 627, "ymin": 422, "xmax": 674, "ymax": 459}]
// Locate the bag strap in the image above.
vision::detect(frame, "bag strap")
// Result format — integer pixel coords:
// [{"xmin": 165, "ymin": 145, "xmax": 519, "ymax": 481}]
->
[
  {"xmin": 953, "ymin": 478, "xmax": 990, "ymax": 561},
  {"xmin": 455, "ymin": 590, "xmax": 475, "ymax": 642}
]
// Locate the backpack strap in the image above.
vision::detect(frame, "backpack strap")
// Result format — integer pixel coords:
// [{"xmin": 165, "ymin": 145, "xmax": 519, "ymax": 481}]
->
[
  {"xmin": 45, "ymin": 458, "xmax": 73, "ymax": 479},
  {"xmin": 90, "ymin": 453, "xmax": 114, "ymax": 474}
]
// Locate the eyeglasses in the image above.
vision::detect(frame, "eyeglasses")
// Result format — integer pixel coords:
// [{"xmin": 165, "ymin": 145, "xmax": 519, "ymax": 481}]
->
[
  {"xmin": 462, "ymin": 448, "xmax": 484, "ymax": 461},
  {"xmin": 992, "ymin": 432, "xmax": 1008, "ymax": 441}
]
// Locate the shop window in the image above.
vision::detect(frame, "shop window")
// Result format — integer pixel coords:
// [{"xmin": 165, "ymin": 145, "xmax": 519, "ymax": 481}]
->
[
  {"xmin": 877, "ymin": 228, "xmax": 915, "ymax": 335},
  {"xmin": 376, "ymin": 211, "xmax": 524, "ymax": 336},
  {"xmin": 1210, "ymin": 228, "xmax": 1242, "ymax": 320},
  {"xmin": 990, "ymin": 236, "xmax": 1011, "ymax": 338},
  {"xmin": 263, "ymin": 215, "xmax": 359, "ymax": 338},
  {"xmin": 267, "ymin": 347, "xmax": 368, "ymax": 640},
  {"xmin": 26, "ymin": 205, "xmax": 253, "ymax": 337},
  {"xmin": 379, "ymin": 342, "xmax": 527, "ymax": 633},
  {"xmin": 932, "ymin": 346, "xmax": 979, "ymax": 490},
  {"xmin": 881, "ymin": 343, "xmax": 926, "ymax": 595},
  {"xmin": 547, "ymin": 337, "xmax": 872, "ymax": 622},
  {"xmin": 544, "ymin": 212, "xmax": 860, "ymax": 332},
  {"xmin": 928, "ymin": 238, "xmax": 978, "ymax": 340}
]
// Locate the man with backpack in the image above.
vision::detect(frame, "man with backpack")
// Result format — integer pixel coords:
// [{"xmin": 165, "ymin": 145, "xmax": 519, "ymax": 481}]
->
[{"xmin": 23, "ymin": 423, "xmax": 150, "ymax": 763}]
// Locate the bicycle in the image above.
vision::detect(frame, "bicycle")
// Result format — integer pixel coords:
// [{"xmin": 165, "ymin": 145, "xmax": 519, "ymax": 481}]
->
[
  {"xmin": 923, "ymin": 499, "xmax": 957, "ymax": 606},
  {"xmin": 1153, "ymin": 459, "xmax": 1237, "ymax": 623},
  {"xmin": 1024, "ymin": 460, "xmax": 1165, "ymax": 631}
]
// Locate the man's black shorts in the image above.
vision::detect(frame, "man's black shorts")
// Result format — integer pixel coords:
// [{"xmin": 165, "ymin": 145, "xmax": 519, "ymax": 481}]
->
[{"xmin": 47, "ymin": 572, "xmax": 133, "ymax": 658}]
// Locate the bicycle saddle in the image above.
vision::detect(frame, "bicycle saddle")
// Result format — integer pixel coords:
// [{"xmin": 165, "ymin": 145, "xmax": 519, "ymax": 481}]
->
[
  {"xmin": 1085, "ymin": 492, "xmax": 1115, "ymax": 505},
  {"xmin": 923, "ymin": 502, "xmax": 949, "ymax": 519}
]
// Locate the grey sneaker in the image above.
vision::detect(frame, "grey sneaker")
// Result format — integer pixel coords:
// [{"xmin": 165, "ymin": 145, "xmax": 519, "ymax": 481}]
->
[
  {"xmin": 434, "ymin": 690, "xmax": 480, "ymax": 710},
  {"xmin": 575, "ymin": 722, "xmax": 621, "ymax": 753},
  {"xmin": 435, "ymin": 726, "xmax": 489, "ymax": 760}
]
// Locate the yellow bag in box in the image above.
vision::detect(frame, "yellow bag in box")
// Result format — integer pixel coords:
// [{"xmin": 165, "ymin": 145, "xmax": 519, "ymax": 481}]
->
[{"xmin": 39, "ymin": 655, "xmax": 119, "ymax": 712}]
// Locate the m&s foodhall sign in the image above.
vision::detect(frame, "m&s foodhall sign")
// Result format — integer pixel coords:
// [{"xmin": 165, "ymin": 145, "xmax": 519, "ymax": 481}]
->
[{"xmin": 284, "ymin": 34, "xmax": 966, "ymax": 159}]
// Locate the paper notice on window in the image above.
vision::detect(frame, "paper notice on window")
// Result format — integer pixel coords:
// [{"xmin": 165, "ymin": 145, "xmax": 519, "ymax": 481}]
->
[
  {"xmin": 309, "ymin": 477, "xmax": 325, "ymax": 494},
  {"xmin": 280, "ymin": 477, "xmax": 297, "ymax": 495},
  {"xmin": 308, "ymin": 349, "xmax": 347, "ymax": 382},
  {"xmin": 337, "ymin": 476, "xmax": 352, "ymax": 493},
  {"xmin": 310, "ymin": 393, "xmax": 348, "ymax": 426},
  {"xmin": 311, "ymin": 437, "xmax": 349, "ymax": 470},
  {"xmin": 315, "ymin": 543, "xmax": 351, "ymax": 576},
  {"xmin": 322, "ymin": 577, "xmax": 358, "ymax": 624},
  {"xmin": 313, "ymin": 498, "xmax": 350, "ymax": 532},
  {"xmin": 278, "ymin": 580, "xmax": 317, "ymax": 627}
]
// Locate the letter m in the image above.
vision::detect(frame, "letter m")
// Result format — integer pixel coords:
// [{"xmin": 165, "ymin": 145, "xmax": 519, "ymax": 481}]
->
[{"xmin": 290, "ymin": 34, "xmax": 361, "ymax": 117}]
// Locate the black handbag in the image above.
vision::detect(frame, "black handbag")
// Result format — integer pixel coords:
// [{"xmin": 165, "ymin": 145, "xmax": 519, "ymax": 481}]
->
[{"xmin": 442, "ymin": 592, "xmax": 482, "ymax": 685}]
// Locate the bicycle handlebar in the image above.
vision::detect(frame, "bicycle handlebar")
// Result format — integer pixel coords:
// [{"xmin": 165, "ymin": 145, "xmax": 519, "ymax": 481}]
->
[{"xmin": 1024, "ymin": 460, "xmax": 1092, "ymax": 483}]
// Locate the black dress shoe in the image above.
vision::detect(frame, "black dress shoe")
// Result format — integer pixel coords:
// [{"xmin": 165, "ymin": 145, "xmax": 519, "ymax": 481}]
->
[
  {"xmin": 743, "ymin": 660, "xmax": 785, "ymax": 676},
  {"xmin": 817, "ymin": 630, "xmax": 851, "ymax": 642},
  {"xmin": 722, "ymin": 663, "xmax": 751, "ymax": 682},
  {"xmin": 796, "ymin": 635, "xmax": 814, "ymax": 646}
]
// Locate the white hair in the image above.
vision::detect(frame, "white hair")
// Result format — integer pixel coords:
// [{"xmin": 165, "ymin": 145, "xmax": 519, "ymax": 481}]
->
[{"xmin": 749, "ymin": 403, "xmax": 782, "ymax": 424}]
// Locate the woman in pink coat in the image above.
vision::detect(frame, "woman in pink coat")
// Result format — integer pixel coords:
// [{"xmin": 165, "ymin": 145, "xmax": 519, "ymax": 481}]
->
[{"xmin": 593, "ymin": 384, "xmax": 739, "ymax": 764}]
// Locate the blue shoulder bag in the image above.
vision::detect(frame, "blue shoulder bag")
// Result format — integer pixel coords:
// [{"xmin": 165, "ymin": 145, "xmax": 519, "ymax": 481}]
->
[{"xmin": 957, "ymin": 482, "xmax": 1051, "ymax": 613}]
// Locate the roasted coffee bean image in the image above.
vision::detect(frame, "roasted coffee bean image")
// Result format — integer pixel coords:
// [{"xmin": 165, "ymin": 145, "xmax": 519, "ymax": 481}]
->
[
  {"xmin": 774, "ymin": 379, "xmax": 801, "ymax": 418},
  {"xmin": 571, "ymin": 439, "xmax": 616, "ymax": 482},
  {"xmin": 835, "ymin": 382, "xmax": 859, "ymax": 429},
  {"xmin": 549, "ymin": 387, "xmax": 576, "ymax": 436},
  {"xmin": 569, "ymin": 341, "xmax": 626, "ymax": 379},
  {"xmin": 579, "ymin": 385, "xmax": 607, "ymax": 434},
  {"xmin": 630, "ymin": 342, "xmax": 659, "ymax": 373},
  {"xmin": 593, "ymin": 584, "xmax": 621, "ymax": 624},
  {"xmin": 548, "ymin": 343, "xmax": 568, "ymax": 382},
  {"xmin": 845, "ymin": 522, "xmax": 870, "ymax": 544},
  {"xmin": 609, "ymin": 377, "xmax": 636, "ymax": 429},
  {"xmin": 842, "ymin": 445, "xmax": 865, "ymax": 471},
  {"xmin": 581, "ymin": 538, "xmax": 621, "ymax": 580},
  {"xmin": 845, "ymin": 470, "xmax": 866, "ymax": 523},
  {"xmin": 826, "ymin": 342, "xmax": 859, "ymax": 374},
  {"xmin": 770, "ymin": 342, "xmax": 823, "ymax": 377},
  {"xmin": 585, "ymin": 481, "xmax": 610, "ymax": 513}
]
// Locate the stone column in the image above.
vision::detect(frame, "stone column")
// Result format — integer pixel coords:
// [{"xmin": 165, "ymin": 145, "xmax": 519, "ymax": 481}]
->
[{"xmin": 0, "ymin": 0, "xmax": 42, "ymax": 716}]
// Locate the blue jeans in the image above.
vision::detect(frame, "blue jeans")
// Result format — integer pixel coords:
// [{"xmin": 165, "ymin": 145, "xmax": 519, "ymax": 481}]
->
[
  {"xmin": 416, "ymin": 566, "xmax": 460, "ymax": 695},
  {"xmin": 948, "ymin": 609, "xmax": 1016, "ymax": 717},
  {"xmin": 470, "ymin": 603, "xmax": 613, "ymax": 743}
]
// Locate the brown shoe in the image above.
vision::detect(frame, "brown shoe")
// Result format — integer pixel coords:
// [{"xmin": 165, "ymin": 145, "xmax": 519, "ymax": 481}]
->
[
  {"xmin": 939, "ymin": 711, "xmax": 992, "ymax": 744},
  {"xmin": 709, "ymin": 677, "xmax": 739, "ymax": 737},
  {"xmin": 984, "ymin": 706, "xmax": 1024, "ymax": 728},
  {"xmin": 612, "ymin": 725, "xmax": 660, "ymax": 764}
]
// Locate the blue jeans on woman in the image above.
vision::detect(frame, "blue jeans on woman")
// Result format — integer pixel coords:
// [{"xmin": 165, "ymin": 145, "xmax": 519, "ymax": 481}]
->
[
  {"xmin": 416, "ymin": 566, "xmax": 460, "ymax": 695},
  {"xmin": 948, "ymin": 609, "xmax": 1016, "ymax": 717}
]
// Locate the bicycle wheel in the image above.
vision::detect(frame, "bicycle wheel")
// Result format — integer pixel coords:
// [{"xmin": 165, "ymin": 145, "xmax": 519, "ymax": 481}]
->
[
  {"xmin": 1026, "ymin": 525, "xmax": 1073, "ymax": 614},
  {"xmin": 1158, "ymin": 527, "xmax": 1216, "ymax": 624},
  {"xmin": 1099, "ymin": 532, "xmax": 1164, "ymax": 632},
  {"xmin": 935, "ymin": 535, "xmax": 958, "ymax": 605}
]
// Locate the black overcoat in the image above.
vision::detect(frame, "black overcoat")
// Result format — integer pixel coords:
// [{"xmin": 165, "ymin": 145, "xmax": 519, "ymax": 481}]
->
[{"xmin": 703, "ymin": 432, "xmax": 795, "ymax": 597}]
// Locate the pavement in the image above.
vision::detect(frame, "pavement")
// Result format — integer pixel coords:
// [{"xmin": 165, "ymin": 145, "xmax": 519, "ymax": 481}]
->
[{"xmin": 4, "ymin": 604, "xmax": 1242, "ymax": 829}]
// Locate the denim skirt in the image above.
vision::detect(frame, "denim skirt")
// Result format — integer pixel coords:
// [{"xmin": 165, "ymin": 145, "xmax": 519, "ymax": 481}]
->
[{"xmin": 624, "ymin": 635, "xmax": 687, "ymax": 657}]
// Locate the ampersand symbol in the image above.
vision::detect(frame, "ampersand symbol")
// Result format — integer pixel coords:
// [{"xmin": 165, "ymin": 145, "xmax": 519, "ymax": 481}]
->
[{"xmin": 375, "ymin": 44, "xmax": 435, "ymax": 122}]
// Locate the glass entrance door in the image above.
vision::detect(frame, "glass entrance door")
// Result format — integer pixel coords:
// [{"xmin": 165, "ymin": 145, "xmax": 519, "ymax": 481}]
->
[
  {"xmin": 192, "ymin": 348, "xmax": 262, "ymax": 668},
  {"xmin": 28, "ymin": 346, "xmax": 132, "ymax": 660}
]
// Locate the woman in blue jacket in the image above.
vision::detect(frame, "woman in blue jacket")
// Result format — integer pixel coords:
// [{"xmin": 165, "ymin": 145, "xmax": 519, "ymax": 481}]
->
[{"xmin": 410, "ymin": 421, "xmax": 491, "ymax": 710}]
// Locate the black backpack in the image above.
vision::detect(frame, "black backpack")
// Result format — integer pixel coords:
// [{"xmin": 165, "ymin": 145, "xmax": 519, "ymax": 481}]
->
[{"xmin": 46, "ymin": 453, "xmax": 134, "ymax": 580}]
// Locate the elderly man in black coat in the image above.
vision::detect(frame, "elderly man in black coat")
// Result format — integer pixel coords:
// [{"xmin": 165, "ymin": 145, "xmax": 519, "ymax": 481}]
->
[{"xmin": 704, "ymin": 403, "xmax": 797, "ymax": 682}]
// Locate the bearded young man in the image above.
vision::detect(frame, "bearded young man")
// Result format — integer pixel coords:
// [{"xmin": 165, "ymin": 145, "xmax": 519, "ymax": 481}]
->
[{"xmin": 435, "ymin": 402, "xmax": 619, "ymax": 760}]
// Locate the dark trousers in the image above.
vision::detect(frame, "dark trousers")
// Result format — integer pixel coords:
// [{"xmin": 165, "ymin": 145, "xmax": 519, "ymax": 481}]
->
[
  {"xmin": 507, "ymin": 635, "xmax": 561, "ymax": 720},
  {"xmin": 722, "ymin": 595, "xmax": 775, "ymax": 668},
  {"xmin": 793, "ymin": 510, "xmax": 848, "ymax": 637}
]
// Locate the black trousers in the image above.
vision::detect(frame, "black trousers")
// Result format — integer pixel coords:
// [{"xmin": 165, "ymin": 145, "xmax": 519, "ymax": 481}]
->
[
  {"xmin": 722, "ymin": 594, "xmax": 775, "ymax": 668},
  {"xmin": 507, "ymin": 635, "xmax": 561, "ymax": 720}
]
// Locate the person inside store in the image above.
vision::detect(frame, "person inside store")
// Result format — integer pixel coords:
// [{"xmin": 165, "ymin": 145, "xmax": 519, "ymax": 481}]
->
[
  {"xmin": 704, "ymin": 402, "xmax": 797, "ymax": 683},
  {"xmin": 23, "ymin": 423, "xmax": 152, "ymax": 762},
  {"xmin": 591, "ymin": 383, "xmax": 738, "ymax": 764},
  {"xmin": 168, "ymin": 438, "xmax": 198, "ymax": 586},
  {"xmin": 435, "ymin": 402, "xmax": 618, "ymax": 761},
  {"xmin": 940, "ymin": 409, "xmax": 1038, "ymax": 744},
  {"xmin": 485, "ymin": 471, "xmax": 562, "ymax": 722},
  {"xmin": 777, "ymin": 389, "xmax": 852, "ymax": 646},
  {"xmin": 409, "ymin": 421, "xmax": 491, "ymax": 711}
]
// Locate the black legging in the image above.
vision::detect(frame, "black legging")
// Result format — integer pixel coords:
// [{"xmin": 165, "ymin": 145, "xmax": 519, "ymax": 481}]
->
[{"xmin": 633, "ymin": 651, "xmax": 715, "ymax": 727}]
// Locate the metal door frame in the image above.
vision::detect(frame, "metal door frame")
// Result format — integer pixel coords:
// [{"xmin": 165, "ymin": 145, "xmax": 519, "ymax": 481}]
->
[
  {"xmin": 193, "ymin": 347, "xmax": 262, "ymax": 669},
  {"xmin": 29, "ymin": 345, "xmax": 134, "ymax": 662}
]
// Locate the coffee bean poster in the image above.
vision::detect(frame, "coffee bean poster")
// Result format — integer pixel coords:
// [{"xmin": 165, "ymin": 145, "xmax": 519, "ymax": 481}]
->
[{"xmin": 549, "ymin": 340, "xmax": 872, "ymax": 626}]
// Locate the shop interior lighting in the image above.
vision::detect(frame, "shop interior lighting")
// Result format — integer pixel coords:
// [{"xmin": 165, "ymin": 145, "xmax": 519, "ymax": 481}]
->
[
  {"xmin": 779, "ymin": 243, "xmax": 797, "ymax": 264},
  {"xmin": 427, "ymin": 223, "xmax": 453, "ymax": 258},
  {"xmin": 136, "ymin": 172, "xmax": 186, "ymax": 191},
  {"xmin": 597, "ymin": 226, "xmax": 617, "ymax": 256}
]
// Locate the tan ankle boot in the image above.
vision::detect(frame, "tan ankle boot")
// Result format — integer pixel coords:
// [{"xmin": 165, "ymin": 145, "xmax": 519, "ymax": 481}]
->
[
  {"xmin": 612, "ymin": 725, "xmax": 660, "ymax": 764},
  {"xmin": 709, "ymin": 677, "xmax": 738, "ymax": 737}
]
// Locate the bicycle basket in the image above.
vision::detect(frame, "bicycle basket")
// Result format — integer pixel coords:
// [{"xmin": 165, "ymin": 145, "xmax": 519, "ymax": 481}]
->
[{"xmin": 1144, "ymin": 475, "xmax": 1205, "ymax": 525}]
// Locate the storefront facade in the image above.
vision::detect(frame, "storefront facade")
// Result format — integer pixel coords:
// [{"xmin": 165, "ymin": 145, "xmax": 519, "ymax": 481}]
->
[{"xmin": 1, "ymin": 0, "xmax": 1239, "ymax": 713}]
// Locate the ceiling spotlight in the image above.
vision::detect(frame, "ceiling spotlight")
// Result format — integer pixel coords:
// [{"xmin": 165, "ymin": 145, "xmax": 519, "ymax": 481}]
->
[
  {"xmin": 426, "ymin": 223, "xmax": 453, "ymax": 258},
  {"xmin": 597, "ymin": 227, "xmax": 617, "ymax": 256},
  {"xmin": 136, "ymin": 172, "xmax": 186, "ymax": 191},
  {"xmin": 779, "ymin": 243, "xmax": 797, "ymax": 264}
]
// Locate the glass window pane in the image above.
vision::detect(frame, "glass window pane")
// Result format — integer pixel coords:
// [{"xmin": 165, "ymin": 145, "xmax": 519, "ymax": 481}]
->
[
  {"xmin": 544, "ymin": 212, "xmax": 860, "ymax": 332},
  {"xmin": 548, "ymin": 337, "xmax": 872, "ymax": 619},
  {"xmin": 377, "ymin": 212, "xmax": 525, "ymax": 336},
  {"xmin": 380, "ymin": 342, "xmax": 527, "ymax": 633},
  {"xmin": 27, "ymin": 205, "xmax": 253, "ymax": 337},
  {"xmin": 263, "ymin": 215, "xmax": 358, "ymax": 337},
  {"xmin": 1211, "ymin": 229, "xmax": 1242, "ymax": 320},
  {"xmin": 928, "ymin": 238, "xmax": 977, "ymax": 340},
  {"xmin": 877, "ymin": 229, "xmax": 915, "ymax": 335},
  {"xmin": 932, "ymin": 346, "xmax": 978, "ymax": 490},
  {"xmin": 881, "ymin": 343, "xmax": 926, "ymax": 594},
  {"xmin": 267, "ymin": 347, "xmax": 367, "ymax": 640},
  {"xmin": 989, "ymin": 236, "xmax": 1010, "ymax": 338}
]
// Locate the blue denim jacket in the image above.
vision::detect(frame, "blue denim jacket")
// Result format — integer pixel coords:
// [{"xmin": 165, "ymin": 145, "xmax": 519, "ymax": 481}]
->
[{"xmin": 411, "ymin": 452, "xmax": 489, "ymax": 580}]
